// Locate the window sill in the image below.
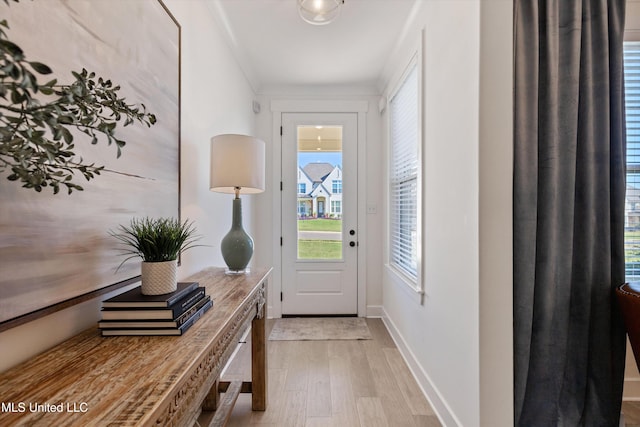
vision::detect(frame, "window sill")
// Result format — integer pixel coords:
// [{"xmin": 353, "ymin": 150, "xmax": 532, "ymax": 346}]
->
[{"xmin": 385, "ymin": 264, "xmax": 424, "ymax": 304}]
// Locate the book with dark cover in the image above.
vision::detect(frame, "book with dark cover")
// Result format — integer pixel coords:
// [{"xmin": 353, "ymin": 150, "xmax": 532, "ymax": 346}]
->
[
  {"xmin": 101, "ymin": 287, "xmax": 206, "ymax": 320},
  {"xmin": 102, "ymin": 282, "xmax": 199, "ymax": 308},
  {"xmin": 101, "ymin": 299, "xmax": 213, "ymax": 336},
  {"xmin": 98, "ymin": 296, "xmax": 212, "ymax": 329}
]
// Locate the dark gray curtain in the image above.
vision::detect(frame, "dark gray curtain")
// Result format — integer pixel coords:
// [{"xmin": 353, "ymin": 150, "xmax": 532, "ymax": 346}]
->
[{"xmin": 514, "ymin": 1, "xmax": 627, "ymax": 425}]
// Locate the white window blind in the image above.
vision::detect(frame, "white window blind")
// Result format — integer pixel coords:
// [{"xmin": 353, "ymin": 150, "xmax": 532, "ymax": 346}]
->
[
  {"xmin": 624, "ymin": 42, "xmax": 640, "ymax": 280},
  {"xmin": 389, "ymin": 63, "xmax": 419, "ymax": 281}
]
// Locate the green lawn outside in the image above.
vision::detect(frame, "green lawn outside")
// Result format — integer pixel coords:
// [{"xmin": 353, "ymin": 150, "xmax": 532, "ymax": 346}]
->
[
  {"xmin": 298, "ymin": 219, "xmax": 342, "ymax": 232},
  {"xmin": 298, "ymin": 240, "xmax": 342, "ymax": 259},
  {"xmin": 626, "ymin": 230, "xmax": 640, "ymax": 262}
]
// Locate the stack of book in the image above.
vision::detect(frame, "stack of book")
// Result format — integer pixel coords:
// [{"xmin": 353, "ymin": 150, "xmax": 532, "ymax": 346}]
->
[{"xmin": 99, "ymin": 282, "xmax": 212, "ymax": 336}]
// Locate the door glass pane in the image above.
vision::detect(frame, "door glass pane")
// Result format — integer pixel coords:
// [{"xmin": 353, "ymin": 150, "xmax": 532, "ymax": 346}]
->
[{"xmin": 296, "ymin": 125, "xmax": 343, "ymax": 260}]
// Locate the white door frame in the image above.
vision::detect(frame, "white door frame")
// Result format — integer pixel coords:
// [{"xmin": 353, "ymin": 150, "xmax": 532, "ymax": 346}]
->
[{"xmin": 270, "ymin": 100, "xmax": 369, "ymax": 318}]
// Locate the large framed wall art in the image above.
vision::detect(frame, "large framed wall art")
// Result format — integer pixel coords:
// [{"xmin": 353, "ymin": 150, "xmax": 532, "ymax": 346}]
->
[{"xmin": 0, "ymin": 0, "xmax": 181, "ymax": 331}]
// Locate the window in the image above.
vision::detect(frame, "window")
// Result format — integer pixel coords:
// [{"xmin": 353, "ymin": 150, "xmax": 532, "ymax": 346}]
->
[
  {"xmin": 298, "ymin": 183, "xmax": 306, "ymax": 194},
  {"xmin": 625, "ymin": 41, "xmax": 640, "ymax": 280},
  {"xmin": 298, "ymin": 201, "xmax": 307, "ymax": 216},
  {"xmin": 331, "ymin": 200, "xmax": 341, "ymax": 214},
  {"xmin": 332, "ymin": 180, "xmax": 342, "ymax": 194},
  {"xmin": 389, "ymin": 62, "xmax": 420, "ymax": 281}
]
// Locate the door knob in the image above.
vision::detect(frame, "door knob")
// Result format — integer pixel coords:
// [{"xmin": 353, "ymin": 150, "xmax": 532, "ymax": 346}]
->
[
  {"xmin": 349, "ymin": 229, "xmax": 356, "ymax": 236},
  {"xmin": 349, "ymin": 241, "xmax": 356, "ymax": 247}
]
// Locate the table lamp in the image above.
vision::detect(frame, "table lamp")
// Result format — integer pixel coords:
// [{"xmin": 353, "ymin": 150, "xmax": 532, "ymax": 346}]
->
[{"xmin": 210, "ymin": 134, "xmax": 265, "ymax": 274}]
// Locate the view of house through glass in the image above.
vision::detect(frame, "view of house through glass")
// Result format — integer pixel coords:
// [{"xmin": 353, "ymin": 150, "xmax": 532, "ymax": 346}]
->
[
  {"xmin": 296, "ymin": 125, "xmax": 343, "ymax": 260},
  {"xmin": 625, "ymin": 42, "xmax": 640, "ymax": 280}
]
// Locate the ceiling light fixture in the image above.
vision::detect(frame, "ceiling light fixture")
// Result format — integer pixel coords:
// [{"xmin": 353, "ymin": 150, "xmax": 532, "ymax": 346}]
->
[{"xmin": 298, "ymin": 0, "xmax": 344, "ymax": 26}]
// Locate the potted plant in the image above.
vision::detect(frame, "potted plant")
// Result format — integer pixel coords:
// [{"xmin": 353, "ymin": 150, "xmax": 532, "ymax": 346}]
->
[{"xmin": 111, "ymin": 217, "xmax": 201, "ymax": 295}]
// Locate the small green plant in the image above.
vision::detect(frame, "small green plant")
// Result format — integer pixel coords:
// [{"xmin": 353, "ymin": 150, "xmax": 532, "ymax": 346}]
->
[{"xmin": 110, "ymin": 217, "xmax": 201, "ymax": 270}]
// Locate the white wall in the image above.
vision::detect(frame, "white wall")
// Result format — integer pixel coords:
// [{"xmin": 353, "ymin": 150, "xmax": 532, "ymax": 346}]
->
[
  {"xmin": 381, "ymin": 1, "xmax": 513, "ymax": 426},
  {"xmin": 165, "ymin": 0, "xmax": 258, "ymax": 275},
  {"xmin": 0, "ymin": 0, "xmax": 257, "ymax": 373}
]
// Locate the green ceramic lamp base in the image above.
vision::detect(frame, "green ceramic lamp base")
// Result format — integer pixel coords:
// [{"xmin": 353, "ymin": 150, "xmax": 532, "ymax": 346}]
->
[{"xmin": 221, "ymin": 197, "xmax": 254, "ymax": 274}]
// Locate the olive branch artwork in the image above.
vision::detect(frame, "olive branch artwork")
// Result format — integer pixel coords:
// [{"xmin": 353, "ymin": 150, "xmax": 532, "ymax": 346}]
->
[{"xmin": 0, "ymin": 0, "xmax": 157, "ymax": 194}]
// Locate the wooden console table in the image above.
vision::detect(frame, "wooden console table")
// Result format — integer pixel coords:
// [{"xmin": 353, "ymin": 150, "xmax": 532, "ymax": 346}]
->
[{"xmin": 0, "ymin": 267, "xmax": 270, "ymax": 426}]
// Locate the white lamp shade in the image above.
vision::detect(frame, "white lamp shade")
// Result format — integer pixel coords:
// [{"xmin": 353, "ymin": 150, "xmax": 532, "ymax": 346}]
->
[{"xmin": 210, "ymin": 134, "xmax": 265, "ymax": 194}]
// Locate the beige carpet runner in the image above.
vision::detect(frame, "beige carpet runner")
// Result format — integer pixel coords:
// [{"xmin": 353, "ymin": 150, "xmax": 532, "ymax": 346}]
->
[{"xmin": 268, "ymin": 317, "xmax": 372, "ymax": 341}]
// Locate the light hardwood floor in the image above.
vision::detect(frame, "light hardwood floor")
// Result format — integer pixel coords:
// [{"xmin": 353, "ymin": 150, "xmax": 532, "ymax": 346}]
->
[
  {"xmin": 211, "ymin": 318, "xmax": 441, "ymax": 427},
  {"xmin": 624, "ymin": 401, "xmax": 640, "ymax": 426}
]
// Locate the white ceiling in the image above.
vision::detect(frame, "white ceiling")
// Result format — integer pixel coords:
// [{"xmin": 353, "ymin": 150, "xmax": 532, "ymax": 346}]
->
[{"xmin": 207, "ymin": 0, "xmax": 421, "ymax": 93}]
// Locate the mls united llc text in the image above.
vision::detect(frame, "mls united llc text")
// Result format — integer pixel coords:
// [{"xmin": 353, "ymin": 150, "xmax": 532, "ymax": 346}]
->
[{"xmin": 1, "ymin": 401, "xmax": 88, "ymax": 413}]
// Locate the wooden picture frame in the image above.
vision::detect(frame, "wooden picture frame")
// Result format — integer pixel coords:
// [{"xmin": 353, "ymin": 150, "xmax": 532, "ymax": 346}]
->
[{"xmin": 0, "ymin": 0, "xmax": 181, "ymax": 331}]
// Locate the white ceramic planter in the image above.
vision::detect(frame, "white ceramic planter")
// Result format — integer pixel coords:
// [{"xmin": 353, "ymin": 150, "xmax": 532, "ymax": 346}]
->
[{"xmin": 141, "ymin": 260, "xmax": 177, "ymax": 295}]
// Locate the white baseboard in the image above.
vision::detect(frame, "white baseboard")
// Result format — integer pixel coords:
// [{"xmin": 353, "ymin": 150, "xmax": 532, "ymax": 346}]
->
[
  {"xmin": 381, "ymin": 308, "xmax": 462, "ymax": 427},
  {"xmin": 366, "ymin": 305, "xmax": 384, "ymax": 317}
]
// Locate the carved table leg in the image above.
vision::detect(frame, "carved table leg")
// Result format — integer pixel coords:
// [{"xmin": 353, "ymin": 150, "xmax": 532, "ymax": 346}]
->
[
  {"xmin": 203, "ymin": 379, "xmax": 220, "ymax": 411},
  {"xmin": 251, "ymin": 303, "xmax": 267, "ymax": 411}
]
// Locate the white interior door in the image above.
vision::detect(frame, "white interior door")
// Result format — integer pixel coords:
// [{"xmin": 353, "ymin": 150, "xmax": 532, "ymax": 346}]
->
[{"xmin": 281, "ymin": 112, "xmax": 358, "ymax": 315}]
